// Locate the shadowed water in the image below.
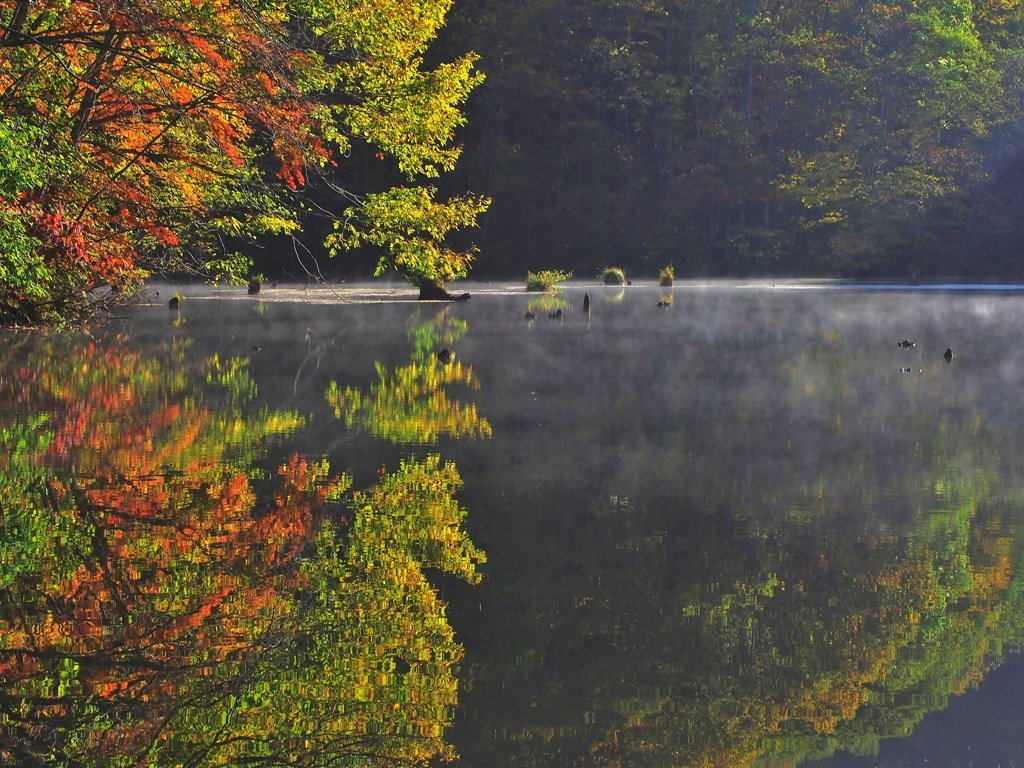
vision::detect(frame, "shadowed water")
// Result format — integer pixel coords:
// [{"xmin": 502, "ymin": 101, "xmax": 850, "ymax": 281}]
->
[{"xmin": 3, "ymin": 280, "xmax": 1024, "ymax": 767}]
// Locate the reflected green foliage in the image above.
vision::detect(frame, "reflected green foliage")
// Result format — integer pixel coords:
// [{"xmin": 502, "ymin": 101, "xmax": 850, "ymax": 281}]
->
[
  {"xmin": 450, "ymin": 308, "xmax": 1024, "ymax": 768},
  {"xmin": 144, "ymin": 456, "xmax": 483, "ymax": 767},
  {"xmin": 214, "ymin": 456, "xmax": 487, "ymax": 764},
  {"xmin": 326, "ymin": 308, "xmax": 492, "ymax": 443},
  {"xmin": 525, "ymin": 293, "xmax": 570, "ymax": 316},
  {"xmin": 406, "ymin": 307, "xmax": 468, "ymax": 362},
  {"xmin": 0, "ymin": 416, "xmax": 88, "ymax": 591},
  {"xmin": 348, "ymin": 455, "xmax": 486, "ymax": 585},
  {"xmin": 0, "ymin": 331, "xmax": 483, "ymax": 767},
  {"xmin": 462, "ymin": 493, "xmax": 1024, "ymax": 767}
]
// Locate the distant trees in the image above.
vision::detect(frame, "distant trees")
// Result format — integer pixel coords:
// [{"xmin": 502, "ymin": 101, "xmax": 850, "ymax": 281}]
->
[
  {"xmin": 441, "ymin": 0, "xmax": 1024, "ymax": 278},
  {"xmin": 0, "ymin": 0, "xmax": 488, "ymax": 325}
]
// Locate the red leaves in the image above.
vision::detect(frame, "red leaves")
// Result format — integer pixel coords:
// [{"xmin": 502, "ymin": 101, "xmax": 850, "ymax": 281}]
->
[
  {"xmin": 25, "ymin": 199, "xmax": 139, "ymax": 286},
  {"xmin": 208, "ymin": 109, "xmax": 245, "ymax": 167},
  {"xmin": 145, "ymin": 224, "xmax": 180, "ymax": 246},
  {"xmin": 0, "ymin": 0, "xmax": 331, "ymax": 298},
  {"xmin": 32, "ymin": 206, "xmax": 89, "ymax": 262},
  {"xmin": 274, "ymin": 142, "xmax": 307, "ymax": 190}
]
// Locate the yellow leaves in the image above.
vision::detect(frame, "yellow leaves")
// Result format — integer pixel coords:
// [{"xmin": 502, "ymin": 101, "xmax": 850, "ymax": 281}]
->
[
  {"xmin": 348, "ymin": 454, "xmax": 485, "ymax": 584},
  {"xmin": 271, "ymin": 452, "xmax": 482, "ymax": 762},
  {"xmin": 328, "ymin": 357, "xmax": 492, "ymax": 443},
  {"xmin": 252, "ymin": 214, "xmax": 301, "ymax": 235},
  {"xmin": 214, "ymin": 215, "xmax": 245, "ymax": 236},
  {"xmin": 264, "ymin": 411, "xmax": 305, "ymax": 436}
]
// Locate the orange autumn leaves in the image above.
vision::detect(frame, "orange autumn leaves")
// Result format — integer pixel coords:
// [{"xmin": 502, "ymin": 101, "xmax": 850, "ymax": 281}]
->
[{"xmin": 0, "ymin": 1, "xmax": 316, "ymax": 287}]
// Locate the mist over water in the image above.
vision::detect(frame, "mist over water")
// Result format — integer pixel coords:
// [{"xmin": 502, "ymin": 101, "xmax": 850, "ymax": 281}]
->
[
  {"xmin": 6, "ymin": 279, "xmax": 1024, "ymax": 766},
  {"xmin": 440, "ymin": 281, "xmax": 1024, "ymax": 767}
]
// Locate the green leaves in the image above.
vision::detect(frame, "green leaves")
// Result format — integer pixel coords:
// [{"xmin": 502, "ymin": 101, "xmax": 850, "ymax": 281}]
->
[
  {"xmin": 342, "ymin": 54, "xmax": 485, "ymax": 178},
  {"xmin": 0, "ymin": 418, "xmax": 93, "ymax": 592},
  {"xmin": 0, "ymin": 118, "xmax": 70, "ymax": 303},
  {"xmin": 331, "ymin": 186, "xmax": 490, "ymax": 287}
]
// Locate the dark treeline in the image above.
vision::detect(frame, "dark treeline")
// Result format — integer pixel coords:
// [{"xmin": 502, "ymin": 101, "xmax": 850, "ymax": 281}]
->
[{"xmin": 421, "ymin": 0, "xmax": 1024, "ymax": 280}]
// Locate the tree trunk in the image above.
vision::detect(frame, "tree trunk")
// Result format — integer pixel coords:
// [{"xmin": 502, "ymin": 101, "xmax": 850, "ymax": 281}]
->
[{"xmin": 418, "ymin": 281, "xmax": 470, "ymax": 301}]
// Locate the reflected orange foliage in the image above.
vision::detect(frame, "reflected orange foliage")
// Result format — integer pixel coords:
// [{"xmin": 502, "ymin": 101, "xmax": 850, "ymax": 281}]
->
[
  {"xmin": 0, "ymin": 332, "xmax": 481, "ymax": 767},
  {"xmin": 0, "ymin": 337, "xmax": 326, "ymax": 720}
]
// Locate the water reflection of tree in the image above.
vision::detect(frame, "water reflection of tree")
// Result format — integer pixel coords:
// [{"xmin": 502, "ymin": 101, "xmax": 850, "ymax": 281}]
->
[
  {"xmin": 454, "ymin": 331, "xmax": 1024, "ymax": 768},
  {"xmin": 0, "ymin": 334, "xmax": 483, "ymax": 767},
  {"xmin": 326, "ymin": 308, "xmax": 492, "ymax": 443}
]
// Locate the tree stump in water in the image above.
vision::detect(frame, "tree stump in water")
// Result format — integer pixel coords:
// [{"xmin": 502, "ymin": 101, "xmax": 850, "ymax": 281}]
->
[{"xmin": 418, "ymin": 282, "xmax": 470, "ymax": 301}]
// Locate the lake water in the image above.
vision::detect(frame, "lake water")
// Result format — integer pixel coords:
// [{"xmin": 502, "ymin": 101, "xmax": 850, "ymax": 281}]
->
[{"xmin": 3, "ymin": 280, "xmax": 1024, "ymax": 767}]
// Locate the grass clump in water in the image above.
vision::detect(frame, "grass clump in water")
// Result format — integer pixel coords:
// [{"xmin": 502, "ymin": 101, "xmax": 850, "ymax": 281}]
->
[
  {"xmin": 526, "ymin": 270, "xmax": 573, "ymax": 292},
  {"xmin": 602, "ymin": 267, "xmax": 627, "ymax": 286}
]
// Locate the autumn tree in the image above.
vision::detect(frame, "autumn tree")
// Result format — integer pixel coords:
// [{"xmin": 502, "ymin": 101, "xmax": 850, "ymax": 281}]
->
[{"xmin": 0, "ymin": 0, "xmax": 488, "ymax": 325}]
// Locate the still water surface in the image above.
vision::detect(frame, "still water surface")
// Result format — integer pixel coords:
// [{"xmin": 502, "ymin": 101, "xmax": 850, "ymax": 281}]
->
[{"xmin": 3, "ymin": 280, "xmax": 1024, "ymax": 766}]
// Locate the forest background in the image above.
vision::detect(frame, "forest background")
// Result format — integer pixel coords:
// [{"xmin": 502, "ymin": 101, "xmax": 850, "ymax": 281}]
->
[
  {"xmin": 426, "ymin": 0, "xmax": 1024, "ymax": 283},
  {"xmin": 4, "ymin": 0, "xmax": 1024, "ymax": 326}
]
